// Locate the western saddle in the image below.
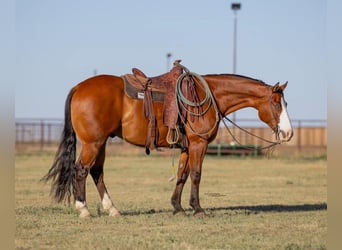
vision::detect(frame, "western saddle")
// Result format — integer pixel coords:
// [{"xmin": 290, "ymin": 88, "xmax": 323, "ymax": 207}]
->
[{"xmin": 122, "ymin": 60, "xmax": 185, "ymax": 153}]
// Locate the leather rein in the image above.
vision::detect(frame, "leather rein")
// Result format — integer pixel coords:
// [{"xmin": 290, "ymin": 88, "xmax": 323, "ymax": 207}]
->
[{"xmin": 220, "ymin": 115, "xmax": 281, "ymax": 151}]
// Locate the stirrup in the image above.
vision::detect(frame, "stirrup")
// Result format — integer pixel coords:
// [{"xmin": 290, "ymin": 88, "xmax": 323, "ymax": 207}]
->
[{"xmin": 166, "ymin": 126, "xmax": 181, "ymax": 145}]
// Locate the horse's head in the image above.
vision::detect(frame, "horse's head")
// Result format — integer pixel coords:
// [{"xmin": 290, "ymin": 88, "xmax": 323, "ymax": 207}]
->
[{"xmin": 258, "ymin": 82, "xmax": 293, "ymax": 142}]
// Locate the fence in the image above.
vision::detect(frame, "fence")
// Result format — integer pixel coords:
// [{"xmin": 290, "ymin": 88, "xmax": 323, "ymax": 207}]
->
[
  {"xmin": 15, "ymin": 118, "xmax": 64, "ymax": 150},
  {"xmin": 212, "ymin": 119, "xmax": 326, "ymax": 155},
  {"xmin": 15, "ymin": 118, "xmax": 327, "ymax": 155}
]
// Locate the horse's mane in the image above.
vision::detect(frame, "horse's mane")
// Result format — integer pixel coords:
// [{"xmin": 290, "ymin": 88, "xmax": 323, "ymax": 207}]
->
[{"xmin": 203, "ymin": 73, "xmax": 269, "ymax": 86}]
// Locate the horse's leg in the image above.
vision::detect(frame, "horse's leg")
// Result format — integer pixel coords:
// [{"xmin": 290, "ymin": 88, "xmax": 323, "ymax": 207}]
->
[
  {"xmin": 90, "ymin": 143, "xmax": 120, "ymax": 216},
  {"xmin": 74, "ymin": 142, "xmax": 101, "ymax": 218},
  {"xmin": 171, "ymin": 149, "xmax": 189, "ymax": 215},
  {"xmin": 74, "ymin": 161, "xmax": 90, "ymax": 217},
  {"xmin": 188, "ymin": 139, "xmax": 208, "ymax": 216}
]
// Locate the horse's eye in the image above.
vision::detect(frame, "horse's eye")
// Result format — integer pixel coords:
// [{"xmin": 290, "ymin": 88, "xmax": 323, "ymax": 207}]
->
[{"xmin": 274, "ymin": 103, "xmax": 281, "ymax": 110}]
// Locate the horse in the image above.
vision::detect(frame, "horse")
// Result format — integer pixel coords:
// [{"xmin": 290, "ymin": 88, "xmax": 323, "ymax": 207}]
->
[{"xmin": 42, "ymin": 61, "xmax": 293, "ymax": 217}]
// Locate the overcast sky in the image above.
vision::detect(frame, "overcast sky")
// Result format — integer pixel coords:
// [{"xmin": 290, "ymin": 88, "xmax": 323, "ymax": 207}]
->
[{"xmin": 15, "ymin": 0, "xmax": 328, "ymax": 121}]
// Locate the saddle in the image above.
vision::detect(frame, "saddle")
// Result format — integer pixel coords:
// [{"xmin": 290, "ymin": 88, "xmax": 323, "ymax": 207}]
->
[{"xmin": 122, "ymin": 60, "xmax": 184, "ymax": 153}]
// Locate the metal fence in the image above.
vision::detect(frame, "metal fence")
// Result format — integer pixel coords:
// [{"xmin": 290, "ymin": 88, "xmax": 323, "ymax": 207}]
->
[
  {"xmin": 15, "ymin": 118, "xmax": 64, "ymax": 150},
  {"xmin": 15, "ymin": 118, "xmax": 327, "ymax": 153}
]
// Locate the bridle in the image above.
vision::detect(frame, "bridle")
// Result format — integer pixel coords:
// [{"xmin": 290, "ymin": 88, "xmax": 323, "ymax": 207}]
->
[{"xmin": 267, "ymin": 86, "xmax": 281, "ymax": 142}]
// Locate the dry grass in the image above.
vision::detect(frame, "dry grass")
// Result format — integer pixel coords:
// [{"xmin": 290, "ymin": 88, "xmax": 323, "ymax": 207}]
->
[{"xmin": 15, "ymin": 148, "xmax": 327, "ymax": 249}]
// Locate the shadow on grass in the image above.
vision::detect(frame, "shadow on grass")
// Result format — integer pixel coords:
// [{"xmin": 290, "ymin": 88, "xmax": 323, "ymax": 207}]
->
[
  {"xmin": 18, "ymin": 203, "xmax": 326, "ymax": 217},
  {"xmin": 120, "ymin": 202, "xmax": 327, "ymax": 216},
  {"xmin": 206, "ymin": 203, "xmax": 327, "ymax": 213}
]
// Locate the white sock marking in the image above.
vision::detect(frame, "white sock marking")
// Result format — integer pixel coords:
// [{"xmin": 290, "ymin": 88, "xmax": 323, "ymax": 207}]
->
[
  {"xmin": 102, "ymin": 193, "xmax": 113, "ymax": 210},
  {"xmin": 75, "ymin": 200, "xmax": 87, "ymax": 209}
]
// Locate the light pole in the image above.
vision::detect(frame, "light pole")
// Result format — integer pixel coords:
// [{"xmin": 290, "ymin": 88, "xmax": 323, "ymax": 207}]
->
[
  {"xmin": 231, "ymin": 3, "xmax": 241, "ymax": 125},
  {"xmin": 166, "ymin": 53, "xmax": 172, "ymax": 71},
  {"xmin": 231, "ymin": 3, "xmax": 241, "ymax": 75}
]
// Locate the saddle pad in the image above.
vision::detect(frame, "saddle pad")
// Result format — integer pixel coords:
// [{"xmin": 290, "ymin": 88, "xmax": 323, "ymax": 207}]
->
[{"xmin": 122, "ymin": 76, "xmax": 165, "ymax": 102}]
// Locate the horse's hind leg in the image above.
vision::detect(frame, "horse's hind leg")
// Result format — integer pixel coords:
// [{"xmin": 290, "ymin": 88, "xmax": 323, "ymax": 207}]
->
[
  {"xmin": 74, "ymin": 142, "xmax": 103, "ymax": 217},
  {"xmin": 90, "ymin": 143, "xmax": 120, "ymax": 216},
  {"xmin": 74, "ymin": 148, "xmax": 91, "ymax": 217}
]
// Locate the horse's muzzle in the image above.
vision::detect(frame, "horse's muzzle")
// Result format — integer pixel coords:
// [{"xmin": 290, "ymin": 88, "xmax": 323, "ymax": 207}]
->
[{"xmin": 278, "ymin": 129, "xmax": 294, "ymax": 142}]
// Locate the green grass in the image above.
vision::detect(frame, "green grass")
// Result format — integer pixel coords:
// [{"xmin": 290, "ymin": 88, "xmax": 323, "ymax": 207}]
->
[{"xmin": 15, "ymin": 150, "xmax": 327, "ymax": 249}]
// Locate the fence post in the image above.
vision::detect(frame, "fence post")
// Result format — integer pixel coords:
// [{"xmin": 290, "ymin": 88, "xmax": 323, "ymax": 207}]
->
[
  {"xmin": 20, "ymin": 123, "xmax": 25, "ymax": 143},
  {"xmin": 48, "ymin": 123, "xmax": 51, "ymax": 144},
  {"xmin": 40, "ymin": 120, "xmax": 44, "ymax": 151},
  {"xmin": 297, "ymin": 120, "xmax": 302, "ymax": 152},
  {"xmin": 217, "ymin": 144, "xmax": 221, "ymax": 157}
]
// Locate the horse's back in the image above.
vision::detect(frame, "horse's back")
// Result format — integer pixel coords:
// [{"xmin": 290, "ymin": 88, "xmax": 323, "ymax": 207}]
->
[
  {"xmin": 73, "ymin": 74, "xmax": 124, "ymax": 96},
  {"xmin": 71, "ymin": 75, "xmax": 124, "ymax": 143}
]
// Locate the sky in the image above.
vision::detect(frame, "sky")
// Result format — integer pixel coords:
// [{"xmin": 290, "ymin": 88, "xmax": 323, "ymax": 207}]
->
[{"xmin": 15, "ymin": 0, "xmax": 328, "ymax": 121}]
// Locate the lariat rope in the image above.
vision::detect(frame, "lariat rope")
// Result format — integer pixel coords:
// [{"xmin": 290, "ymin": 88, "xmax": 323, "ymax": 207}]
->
[
  {"xmin": 176, "ymin": 73, "xmax": 212, "ymax": 115},
  {"xmin": 175, "ymin": 71, "xmax": 220, "ymax": 137}
]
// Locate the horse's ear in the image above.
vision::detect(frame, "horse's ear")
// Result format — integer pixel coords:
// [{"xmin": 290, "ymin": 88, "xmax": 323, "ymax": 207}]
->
[
  {"xmin": 272, "ymin": 82, "xmax": 280, "ymax": 92},
  {"xmin": 280, "ymin": 81, "xmax": 288, "ymax": 91}
]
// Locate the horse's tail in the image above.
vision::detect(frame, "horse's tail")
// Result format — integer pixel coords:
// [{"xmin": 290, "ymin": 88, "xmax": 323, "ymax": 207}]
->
[{"xmin": 41, "ymin": 88, "xmax": 77, "ymax": 203}]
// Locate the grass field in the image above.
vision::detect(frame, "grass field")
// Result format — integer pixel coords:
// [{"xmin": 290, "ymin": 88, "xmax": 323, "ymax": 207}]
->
[{"xmin": 15, "ymin": 148, "xmax": 327, "ymax": 249}]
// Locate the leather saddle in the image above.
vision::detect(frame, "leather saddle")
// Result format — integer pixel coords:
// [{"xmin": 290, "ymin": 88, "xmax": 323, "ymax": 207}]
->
[{"xmin": 122, "ymin": 60, "xmax": 184, "ymax": 153}]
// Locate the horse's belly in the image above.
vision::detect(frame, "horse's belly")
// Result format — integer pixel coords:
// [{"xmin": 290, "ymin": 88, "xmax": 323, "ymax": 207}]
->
[{"xmin": 121, "ymin": 96, "xmax": 168, "ymax": 147}]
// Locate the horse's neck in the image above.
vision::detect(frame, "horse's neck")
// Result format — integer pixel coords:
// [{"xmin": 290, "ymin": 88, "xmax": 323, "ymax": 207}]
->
[{"xmin": 207, "ymin": 75, "xmax": 268, "ymax": 115}]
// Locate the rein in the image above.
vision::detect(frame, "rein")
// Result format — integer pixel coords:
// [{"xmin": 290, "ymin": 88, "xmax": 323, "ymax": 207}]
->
[{"xmin": 220, "ymin": 115, "xmax": 281, "ymax": 150}]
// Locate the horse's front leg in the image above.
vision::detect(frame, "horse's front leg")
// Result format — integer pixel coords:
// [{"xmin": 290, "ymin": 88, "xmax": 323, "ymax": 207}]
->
[
  {"xmin": 171, "ymin": 149, "xmax": 189, "ymax": 215},
  {"xmin": 188, "ymin": 139, "xmax": 208, "ymax": 216}
]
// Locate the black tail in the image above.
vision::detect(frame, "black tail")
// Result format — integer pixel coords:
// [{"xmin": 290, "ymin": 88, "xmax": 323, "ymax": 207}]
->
[{"xmin": 41, "ymin": 88, "xmax": 77, "ymax": 203}]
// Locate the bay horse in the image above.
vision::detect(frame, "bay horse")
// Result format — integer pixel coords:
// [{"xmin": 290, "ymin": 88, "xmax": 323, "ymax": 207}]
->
[{"xmin": 42, "ymin": 61, "xmax": 293, "ymax": 217}]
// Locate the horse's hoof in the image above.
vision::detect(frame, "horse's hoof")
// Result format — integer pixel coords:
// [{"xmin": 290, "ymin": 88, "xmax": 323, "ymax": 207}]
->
[
  {"xmin": 193, "ymin": 210, "xmax": 206, "ymax": 218},
  {"xmin": 173, "ymin": 210, "xmax": 186, "ymax": 216},
  {"xmin": 79, "ymin": 210, "xmax": 91, "ymax": 218},
  {"xmin": 108, "ymin": 207, "xmax": 121, "ymax": 217}
]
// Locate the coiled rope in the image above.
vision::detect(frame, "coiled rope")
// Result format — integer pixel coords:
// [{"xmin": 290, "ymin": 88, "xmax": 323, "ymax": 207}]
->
[{"xmin": 175, "ymin": 71, "xmax": 220, "ymax": 137}]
